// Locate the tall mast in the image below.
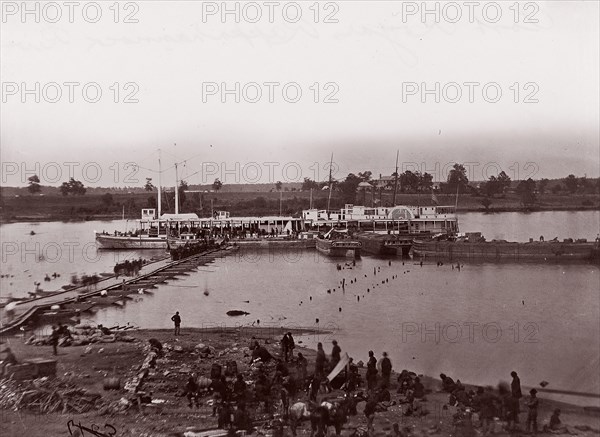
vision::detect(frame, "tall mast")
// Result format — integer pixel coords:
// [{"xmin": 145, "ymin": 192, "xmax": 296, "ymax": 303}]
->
[
  {"xmin": 392, "ymin": 149, "xmax": 399, "ymax": 206},
  {"xmin": 174, "ymin": 162, "xmax": 179, "ymax": 215},
  {"xmin": 157, "ymin": 149, "xmax": 162, "ymax": 218},
  {"xmin": 309, "ymin": 188, "xmax": 313, "ymax": 209},
  {"xmin": 326, "ymin": 153, "xmax": 333, "ymax": 214}
]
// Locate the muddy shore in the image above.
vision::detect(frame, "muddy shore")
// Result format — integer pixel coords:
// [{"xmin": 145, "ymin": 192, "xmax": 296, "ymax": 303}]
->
[{"xmin": 1, "ymin": 327, "xmax": 599, "ymax": 437}]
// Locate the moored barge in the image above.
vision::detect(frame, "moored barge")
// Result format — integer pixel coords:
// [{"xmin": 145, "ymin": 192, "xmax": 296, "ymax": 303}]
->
[
  {"xmin": 315, "ymin": 229, "xmax": 361, "ymax": 258},
  {"xmin": 356, "ymin": 232, "xmax": 413, "ymax": 257},
  {"xmin": 412, "ymin": 235, "xmax": 600, "ymax": 264}
]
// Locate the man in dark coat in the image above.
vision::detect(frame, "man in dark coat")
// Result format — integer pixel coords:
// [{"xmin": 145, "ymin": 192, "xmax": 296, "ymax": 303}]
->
[
  {"xmin": 379, "ymin": 352, "xmax": 392, "ymax": 388},
  {"xmin": 331, "ymin": 340, "xmax": 341, "ymax": 369},
  {"xmin": 511, "ymin": 371, "xmax": 522, "ymax": 423},
  {"xmin": 366, "ymin": 350, "xmax": 378, "ymax": 391},
  {"xmin": 251, "ymin": 344, "xmax": 274, "ymax": 363},
  {"xmin": 315, "ymin": 342, "xmax": 328, "ymax": 379},
  {"xmin": 171, "ymin": 311, "xmax": 181, "ymax": 335},
  {"xmin": 440, "ymin": 373, "xmax": 457, "ymax": 393}
]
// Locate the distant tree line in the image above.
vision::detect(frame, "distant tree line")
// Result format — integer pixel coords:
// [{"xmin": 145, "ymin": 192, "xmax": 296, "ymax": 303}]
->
[{"xmin": 15, "ymin": 168, "xmax": 600, "ymax": 217}]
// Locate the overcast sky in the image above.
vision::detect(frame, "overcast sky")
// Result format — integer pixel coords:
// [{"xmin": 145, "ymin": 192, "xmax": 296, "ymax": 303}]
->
[{"xmin": 1, "ymin": 1, "xmax": 599, "ymax": 187}]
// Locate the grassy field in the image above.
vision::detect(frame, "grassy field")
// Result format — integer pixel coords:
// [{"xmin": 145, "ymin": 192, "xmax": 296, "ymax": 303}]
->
[{"xmin": 1, "ymin": 190, "xmax": 598, "ymax": 222}]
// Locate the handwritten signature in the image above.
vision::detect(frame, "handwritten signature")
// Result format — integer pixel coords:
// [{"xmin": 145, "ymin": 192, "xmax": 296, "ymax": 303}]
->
[{"xmin": 67, "ymin": 420, "xmax": 117, "ymax": 437}]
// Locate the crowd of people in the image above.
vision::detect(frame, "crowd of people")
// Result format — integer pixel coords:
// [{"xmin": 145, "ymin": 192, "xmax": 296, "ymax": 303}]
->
[
  {"xmin": 443, "ymin": 371, "xmax": 566, "ymax": 436},
  {"xmin": 113, "ymin": 258, "xmax": 147, "ymax": 278},
  {"xmin": 173, "ymin": 333, "xmax": 570, "ymax": 437}
]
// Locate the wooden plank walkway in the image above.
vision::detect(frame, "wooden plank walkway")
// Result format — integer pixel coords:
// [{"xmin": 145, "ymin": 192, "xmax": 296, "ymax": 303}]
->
[{"xmin": 0, "ymin": 246, "xmax": 235, "ymax": 335}]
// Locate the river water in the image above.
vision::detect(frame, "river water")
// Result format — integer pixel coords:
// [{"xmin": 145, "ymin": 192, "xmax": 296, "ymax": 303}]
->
[{"xmin": 1, "ymin": 210, "xmax": 599, "ymax": 406}]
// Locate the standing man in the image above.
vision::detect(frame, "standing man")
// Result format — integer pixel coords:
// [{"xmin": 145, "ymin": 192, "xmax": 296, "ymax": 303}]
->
[
  {"xmin": 331, "ymin": 340, "xmax": 341, "ymax": 369},
  {"xmin": 511, "ymin": 371, "xmax": 522, "ymax": 423},
  {"xmin": 366, "ymin": 350, "xmax": 378, "ymax": 391},
  {"xmin": 315, "ymin": 342, "xmax": 328, "ymax": 380},
  {"xmin": 171, "ymin": 311, "xmax": 181, "ymax": 336},
  {"xmin": 378, "ymin": 352, "xmax": 392, "ymax": 388}
]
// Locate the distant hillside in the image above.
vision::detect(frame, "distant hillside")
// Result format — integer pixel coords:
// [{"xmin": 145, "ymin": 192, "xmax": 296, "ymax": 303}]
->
[{"xmin": 0, "ymin": 182, "xmax": 304, "ymax": 197}]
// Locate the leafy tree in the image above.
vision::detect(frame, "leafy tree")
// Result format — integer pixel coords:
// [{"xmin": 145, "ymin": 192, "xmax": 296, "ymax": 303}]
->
[
  {"xmin": 358, "ymin": 171, "xmax": 372, "ymax": 181},
  {"xmin": 400, "ymin": 171, "xmax": 419, "ymax": 192},
  {"xmin": 551, "ymin": 184, "xmax": 561, "ymax": 194},
  {"xmin": 275, "ymin": 181, "xmax": 282, "ymax": 191},
  {"xmin": 301, "ymin": 177, "xmax": 319, "ymax": 191},
  {"xmin": 71, "ymin": 179, "xmax": 86, "ymax": 195},
  {"xmin": 144, "ymin": 178, "xmax": 154, "ymax": 191},
  {"xmin": 60, "ymin": 181, "xmax": 70, "ymax": 196},
  {"xmin": 564, "ymin": 174, "xmax": 579, "ymax": 193},
  {"xmin": 338, "ymin": 173, "xmax": 362, "ymax": 203},
  {"xmin": 147, "ymin": 196, "xmax": 157, "ymax": 208},
  {"xmin": 212, "ymin": 178, "xmax": 223, "ymax": 191},
  {"xmin": 483, "ymin": 171, "xmax": 510, "ymax": 197},
  {"xmin": 60, "ymin": 178, "xmax": 86, "ymax": 196},
  {"xmin": 27, "ymin": 175, "xmax": 41, "ymax": 194},
  {"xmin": 517, "ymin": 178, "xmax": 537, "ymax": 208},
  {"xmin": 497, "ymin": 171, "xmax": 511, "ymax": 193},
  {"xmin": 418, "ymin": 172, "xmax": 434, "ymax": 192},
  {"xmin": 447, "ymin": 163, "xmax": 469, "ymax": 193}
]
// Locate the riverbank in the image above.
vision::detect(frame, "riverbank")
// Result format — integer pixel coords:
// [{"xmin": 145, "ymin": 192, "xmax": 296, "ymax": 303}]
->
[
  {"xmin": 1, "ymin": 192, "xmax": 598, "ymax": 223},
  {"xmin": 1, "ymin": 327, "xmax": 598, "ymax": 437}
]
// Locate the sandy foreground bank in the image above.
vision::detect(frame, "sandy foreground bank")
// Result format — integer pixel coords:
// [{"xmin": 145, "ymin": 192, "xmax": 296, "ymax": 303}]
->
[{"xmin": 1, "ymin": 327, "xmax": 598, "ymax": 437}]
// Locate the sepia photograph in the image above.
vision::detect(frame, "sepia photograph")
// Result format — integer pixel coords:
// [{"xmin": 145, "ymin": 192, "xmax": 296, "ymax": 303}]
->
[{"xmin": 0, "ymin": 1, "xmax": 599, "ymax": 436}]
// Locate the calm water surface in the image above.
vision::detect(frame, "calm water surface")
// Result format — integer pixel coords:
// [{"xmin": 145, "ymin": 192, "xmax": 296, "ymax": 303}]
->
[{"xmin": 1, "ymin": 211, "xmax": 599, "ymax": 405}]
